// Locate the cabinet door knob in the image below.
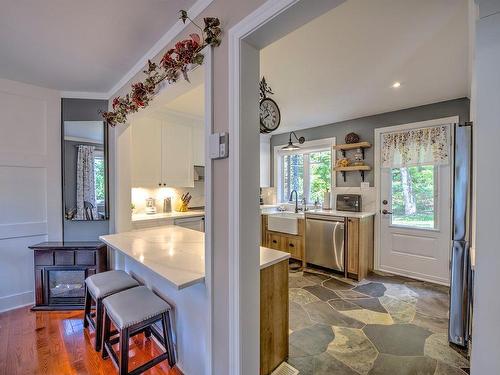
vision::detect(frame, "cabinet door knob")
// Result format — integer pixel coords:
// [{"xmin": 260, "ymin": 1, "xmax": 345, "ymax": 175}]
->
[
  {"xmin": 158, "ymin": 183, "xmax": 162, "ymax": 187},
  {"xmin": 272, "ymin": 240, "xmax": 277, "ymax": 244},
  {"xmin": 289, "ymin": 243, "xmax": 295, "ymax": 248}
]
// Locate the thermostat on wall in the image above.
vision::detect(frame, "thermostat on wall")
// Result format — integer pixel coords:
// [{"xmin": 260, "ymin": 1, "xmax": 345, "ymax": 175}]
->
[{"xmin": 209, "ymin": 132, "xmax": 229, "ymax": 159}]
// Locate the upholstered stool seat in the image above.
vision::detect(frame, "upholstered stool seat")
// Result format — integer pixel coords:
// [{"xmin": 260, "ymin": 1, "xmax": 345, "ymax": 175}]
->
[
  {"xmin": 102, "ymin": 286, "xmax": 176, "ymax": 375},
  {"xmin": 103, "ymin": 286, "xmax": 170, "ymax": 329},
  {"xmin": 83, "ymin": 270, "xmax": 139, "ymax": 351}
]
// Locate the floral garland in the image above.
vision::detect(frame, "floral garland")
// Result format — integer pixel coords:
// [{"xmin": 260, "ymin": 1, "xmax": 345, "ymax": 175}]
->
[{"xmin": 102, "ymin": 11, "xmax": 221, "ymax": 127}]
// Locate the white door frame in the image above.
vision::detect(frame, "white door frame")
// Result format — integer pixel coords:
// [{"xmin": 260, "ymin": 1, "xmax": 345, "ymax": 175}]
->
[
  {"xmin": 228, "ymin": 1, "xmax": 303, "ymax": 373},
  {"xmin": 373, "ymin": 116, "xmax": 458, "ymax": 281}
]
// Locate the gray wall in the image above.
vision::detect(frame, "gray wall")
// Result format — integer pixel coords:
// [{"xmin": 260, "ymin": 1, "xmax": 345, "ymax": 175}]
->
[
  {"xmin": 62, "ymin": 98, "xmax": 109, "ymax": 241},
  {"xmin": 270, "ymin": 98, "xmax": 470, "ymax": 187}
]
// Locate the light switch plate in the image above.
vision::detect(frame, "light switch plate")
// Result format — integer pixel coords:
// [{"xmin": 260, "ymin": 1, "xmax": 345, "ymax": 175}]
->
[{"xmin": 209, "ymin": 132, "xmax": 229, "ymax": 159}]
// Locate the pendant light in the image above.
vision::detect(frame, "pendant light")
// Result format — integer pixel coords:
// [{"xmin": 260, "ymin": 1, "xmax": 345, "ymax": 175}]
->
[{"xmin": 282, "ymin": 131, "xmax": 305, "ymax": 150}]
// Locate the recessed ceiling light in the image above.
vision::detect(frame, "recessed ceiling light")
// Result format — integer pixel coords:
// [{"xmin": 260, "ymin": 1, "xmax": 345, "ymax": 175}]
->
[{"xmin": 392, "ymin": 82, "xmax": 401, "ymax": 88}]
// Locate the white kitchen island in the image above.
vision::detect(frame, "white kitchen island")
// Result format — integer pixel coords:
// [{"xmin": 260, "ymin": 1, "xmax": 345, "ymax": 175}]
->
[{"xmin": 100, "ymin": 226, "xmax": 289, "ymax": 375}]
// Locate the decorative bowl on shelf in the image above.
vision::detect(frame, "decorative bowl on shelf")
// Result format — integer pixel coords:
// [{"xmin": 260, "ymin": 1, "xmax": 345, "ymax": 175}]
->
[
  {"xmin": 336, "ymin": 158, "xmax": 350, "ymax": 168},
  {"xmin": 345, "ymin": 132, "xmax": 360, "ymax": 144}
]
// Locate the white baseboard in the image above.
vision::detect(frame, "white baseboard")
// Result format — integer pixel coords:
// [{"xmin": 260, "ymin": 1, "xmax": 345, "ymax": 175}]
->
[{"xmin": 0, "ymin": 290, "xmax": 34, "ymax": 313}]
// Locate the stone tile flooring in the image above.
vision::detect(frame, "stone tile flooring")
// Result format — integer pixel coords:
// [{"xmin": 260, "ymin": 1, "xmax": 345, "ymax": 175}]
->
[{"xmin": 287, "ymin": 269, "xmax": 470, "ymax": 375}]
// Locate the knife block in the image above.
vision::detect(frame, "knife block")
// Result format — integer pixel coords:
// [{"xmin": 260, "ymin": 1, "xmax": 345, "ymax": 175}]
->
[{"xmin": 176, "ymin": 202, "xmax": 189, "ymax": 212}]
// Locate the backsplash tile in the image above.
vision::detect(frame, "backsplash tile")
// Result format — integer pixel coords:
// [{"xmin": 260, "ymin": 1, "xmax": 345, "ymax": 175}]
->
[
  {"xmin": 131, "ymin": 181, "xmax": 205, "ymax": 214},
  {"xmin": 333, "ymin": 187, "xmax": 376, "ymax": 212},
  {"xmin": 261, "ymin": 187, "xmax": 277, "ymax": 205}
]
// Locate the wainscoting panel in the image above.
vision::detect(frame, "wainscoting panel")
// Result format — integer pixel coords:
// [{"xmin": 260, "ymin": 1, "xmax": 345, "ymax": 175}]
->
[
  {"xmin": 0, "ymin": 90, "xmax": 47, "ymax": 156},
  {"xmin": 0, "ymin": 78, "xmax": 61, "ymax": 312}
]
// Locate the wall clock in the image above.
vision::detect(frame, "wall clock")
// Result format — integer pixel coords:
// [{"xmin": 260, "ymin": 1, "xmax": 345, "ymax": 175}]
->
[{"xmin": 259, "ymin": 77, "xmax": 281, "ymax": 134}]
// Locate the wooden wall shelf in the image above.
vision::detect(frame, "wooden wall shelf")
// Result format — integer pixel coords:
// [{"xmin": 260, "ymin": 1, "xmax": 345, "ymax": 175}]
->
[
  {"xmin": 334, "ymin": 165, "xmax": 371, "ymax": 182},
  {"xmin": 333, "ymin": 141, "xmax": 371, "ymax": 151},
  {"xmin": 334, "ymin": 166, "xmax": 371, "ymax": 172},
  {"xmin": 334, "ymin": 142, "xmax": 372, "ymax": 158}
]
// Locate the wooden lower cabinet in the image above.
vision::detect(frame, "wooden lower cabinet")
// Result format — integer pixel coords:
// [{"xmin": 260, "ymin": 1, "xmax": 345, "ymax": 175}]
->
[
  {"xmin": 260, "ymin": 259, "xmax": 289, "ymax": 375},
  {"xmin": 267, "ymin": 233, "xmax": 282, "ymax": 251},
  {"xmin": 262, "ymin": 215, "xmax": 305, "ymax": 265},
  {"xmin": 346, "ymin": 216, "xmax": 374, "ymax": 281}
]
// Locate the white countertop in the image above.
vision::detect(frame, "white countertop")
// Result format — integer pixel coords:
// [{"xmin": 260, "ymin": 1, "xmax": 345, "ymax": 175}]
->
[
  {"xmin": 260, "ymin": 246, "xmax": 290, "ymax": 270},
  {"xmin": 261, "ymin": 208, "xmax": 375, "ymax": 219},
  {"xmin": 100, "ymin": 226, "xmax": 290, "ymax": 290},
  {"xmin": 132, "ymin": 210, "xmax": 205, "ymax": 222},
  {"xmin": 306, "ymin": 209, "xmax": 376, "ymax": 219}
]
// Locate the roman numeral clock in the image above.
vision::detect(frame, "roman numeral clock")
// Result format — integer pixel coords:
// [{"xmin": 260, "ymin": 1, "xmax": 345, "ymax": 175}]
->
[{"xmin": 260, "ymin": 77, "xmax": 281, "ymax": 134}]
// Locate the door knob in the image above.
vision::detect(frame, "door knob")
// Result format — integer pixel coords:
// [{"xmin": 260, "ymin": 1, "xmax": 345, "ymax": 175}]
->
[{"xmin": 382, "ymin": 209, "xmax": 393, "ymax": 215}]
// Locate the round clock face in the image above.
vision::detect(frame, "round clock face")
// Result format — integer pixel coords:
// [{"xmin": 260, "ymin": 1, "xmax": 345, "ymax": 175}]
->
[{"xmin": 260, "ymin": 98, "xmax": 281, "ymax": 133}]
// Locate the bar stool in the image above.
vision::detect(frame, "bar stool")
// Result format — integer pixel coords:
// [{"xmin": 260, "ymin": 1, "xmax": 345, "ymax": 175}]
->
[
  {"xmin": 102, "ymin": 286, "xmax": 176, "ymax": 375},
  {"xmin": 83, "ymin": 270, "xmax": 139, "ymax": 351}
]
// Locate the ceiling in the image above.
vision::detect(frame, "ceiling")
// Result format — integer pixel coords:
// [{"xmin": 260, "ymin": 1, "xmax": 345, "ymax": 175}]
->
[
  {"xmin": 260, "ymin": 0, "xmax": 470, "ymax": 134},
  {"xmin": 0, "ymin": 0, "xmax": 196, "ymax": 93}
]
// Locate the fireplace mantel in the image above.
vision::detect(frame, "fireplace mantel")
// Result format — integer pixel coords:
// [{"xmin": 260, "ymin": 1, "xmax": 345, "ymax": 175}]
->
[{"xmin": 29, "ymin": 242, "xmax": 107, "ymax": 311}]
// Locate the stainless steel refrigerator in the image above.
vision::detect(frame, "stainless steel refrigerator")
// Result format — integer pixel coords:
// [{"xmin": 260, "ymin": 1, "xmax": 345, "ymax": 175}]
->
[{"xmin": 448, "ymin": 122, "xmax": 473, "ymax": 348}]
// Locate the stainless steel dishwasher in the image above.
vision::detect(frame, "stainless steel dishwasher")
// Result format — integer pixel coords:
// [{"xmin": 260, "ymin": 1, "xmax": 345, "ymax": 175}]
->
[{"xmin": 305, "ymin": 213, "xmax": 345, "ymax": 271}]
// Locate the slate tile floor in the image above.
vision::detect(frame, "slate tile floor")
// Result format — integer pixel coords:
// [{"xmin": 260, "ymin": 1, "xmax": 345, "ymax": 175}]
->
[{"xmin": 287, "ymin": 269, "xmax": 470, "ymax": 375}]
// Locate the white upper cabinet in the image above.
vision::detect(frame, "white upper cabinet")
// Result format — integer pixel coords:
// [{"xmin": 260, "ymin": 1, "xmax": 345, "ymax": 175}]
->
[
  {"xmin": 131, "ymin": 117, "xmax": 162, "ymax": 187},
  {"xmin": 162, "ymin": 121, "xmax": 194, "ymax": 187},
  {"xmin": 192, "ymin": 126, "xmax": 205, "ymax": 166},
  {"xmin": 131, "ymin": 113, "xmax": 202, "ymax": 188}
]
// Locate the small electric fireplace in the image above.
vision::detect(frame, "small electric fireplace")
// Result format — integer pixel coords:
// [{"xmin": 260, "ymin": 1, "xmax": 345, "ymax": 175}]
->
[
  {"xmin": 29, "ymin": 242, "xmax": 107, "ymax": 310},
  {"xmin": 47, "ymin": 268, "xmax": 86, "ymax": 306}
]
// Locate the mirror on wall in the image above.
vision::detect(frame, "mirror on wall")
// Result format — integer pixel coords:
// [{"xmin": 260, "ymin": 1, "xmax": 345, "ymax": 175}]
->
[{"xmin": 62, "ymin": 121, "xmax": 108, "ymax": 221}]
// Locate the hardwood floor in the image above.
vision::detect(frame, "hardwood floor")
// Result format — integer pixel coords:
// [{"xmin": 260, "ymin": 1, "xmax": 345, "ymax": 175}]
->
[{"xmin": 0, "ymin": 306, "xmax": 182, "ymax": 375}]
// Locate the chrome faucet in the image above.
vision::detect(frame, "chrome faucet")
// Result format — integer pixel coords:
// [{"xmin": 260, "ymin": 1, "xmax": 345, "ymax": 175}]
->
[{"xmin": 290, "ymin": 190, "xmax": 299, "ymax": 213}]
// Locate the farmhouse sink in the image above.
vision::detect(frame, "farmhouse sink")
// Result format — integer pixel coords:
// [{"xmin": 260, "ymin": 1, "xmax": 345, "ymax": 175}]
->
[{"xmin": 267, "ymin": 212, "xmax": 304, "ymax": 235}]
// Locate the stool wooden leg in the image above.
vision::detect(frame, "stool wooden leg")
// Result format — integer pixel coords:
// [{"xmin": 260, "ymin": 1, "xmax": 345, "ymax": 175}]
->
[
  {"xmin": 102, "ymin": 308, "xmax": 111, "ymax": 360},
  {"xmin": 94, "ymin": 299, "xmax": 104, "ymax": 351},
  {"xmin": 161, "ymin": 312, "xmax": 175, "ymax": 367},
  {"xmin": 83, "ymin": 287, "xmax": 91, "ymax": 328},
  {"xmin": 119, "ymin": 328, "xmax": 129, "ymax": 375}
]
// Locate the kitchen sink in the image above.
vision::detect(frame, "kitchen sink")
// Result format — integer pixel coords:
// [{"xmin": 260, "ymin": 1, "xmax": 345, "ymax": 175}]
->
[{"xmin": 267, "ymin": 212, "xmax": 304, "ymax": 235}]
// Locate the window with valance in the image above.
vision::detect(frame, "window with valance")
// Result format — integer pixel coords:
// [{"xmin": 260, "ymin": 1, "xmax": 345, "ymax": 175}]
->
[{"xmin": 381, "ymin": 125, "xmax": 450, "ymax": 168}]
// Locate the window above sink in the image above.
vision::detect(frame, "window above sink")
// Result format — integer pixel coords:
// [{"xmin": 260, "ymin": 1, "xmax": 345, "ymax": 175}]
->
[{"xmin": 274, "ymin": 138, "xmax": 335, "ymax": 204}]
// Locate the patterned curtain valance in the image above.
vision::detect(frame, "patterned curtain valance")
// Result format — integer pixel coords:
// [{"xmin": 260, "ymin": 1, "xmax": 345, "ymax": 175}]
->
[{"xmin": 381, "ymin": 125, "xmax": 450, "ymax": 168}]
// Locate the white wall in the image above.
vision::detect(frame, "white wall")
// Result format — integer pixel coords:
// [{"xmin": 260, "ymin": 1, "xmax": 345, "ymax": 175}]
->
[
  {"xmin": 0, "ymin": 78, "xmax": 62, "ymax": 312},
  {"xmin": 471, "ymin": 1, "xmax": 500, "ymax": 373}
]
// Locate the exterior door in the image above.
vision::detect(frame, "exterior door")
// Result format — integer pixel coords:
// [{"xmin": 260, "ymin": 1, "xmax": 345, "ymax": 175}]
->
[{"xmin": 377, "ymin": 119, "xmax": 454, "ymax": 285}]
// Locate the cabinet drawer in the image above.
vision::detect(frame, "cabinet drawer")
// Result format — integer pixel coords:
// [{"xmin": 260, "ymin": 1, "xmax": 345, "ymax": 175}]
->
[
  {"xmin": 75, "ymin": 251, "xmax": 95, "ymax": 266},
  {"xmin": 34, "ymin": 250, "xmax": 53, "ymax": 266},
  {"xmin": 285, "ymin": 237, "xmax": 302, "ymax": 260},
  {"xmin": 267, "ymin": 234, "xmax": 282, "ymax": 251},
  {"xmin": 54, "ymin": 251, "xmax": 74, "ymax": 265}
]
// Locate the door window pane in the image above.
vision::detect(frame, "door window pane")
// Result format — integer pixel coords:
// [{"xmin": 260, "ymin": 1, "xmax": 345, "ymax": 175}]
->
[
  {"xmin": 283, "ymin": 154, "xmax": 304, "ymax": 202},
  {"xmin": 309, "ymin": 151, "xmax": 331, "ymax": 204},
  {"xmin": 391, "ymin": 165, "xmax": 436, "ymax": 229}
]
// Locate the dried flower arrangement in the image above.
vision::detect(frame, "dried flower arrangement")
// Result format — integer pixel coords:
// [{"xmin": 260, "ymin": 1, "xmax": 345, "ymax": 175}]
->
[{"xmin": 102, "ymin": 11, "xmax": 221, "ymax": 127}]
